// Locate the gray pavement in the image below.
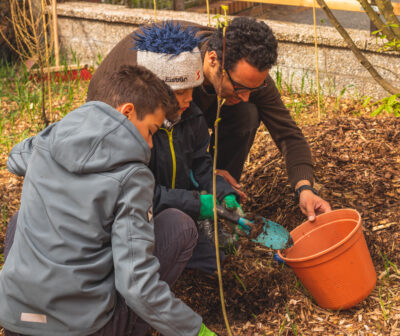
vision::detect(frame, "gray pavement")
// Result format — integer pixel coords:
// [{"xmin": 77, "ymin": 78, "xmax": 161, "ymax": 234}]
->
[{"xmin": 241, "ymin": 2, "xmax": 400, "ymax": 31}]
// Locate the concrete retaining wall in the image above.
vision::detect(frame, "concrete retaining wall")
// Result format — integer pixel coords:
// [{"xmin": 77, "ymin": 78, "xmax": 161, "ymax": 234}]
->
[{"xmin": 57, "ymin": 2, "xmax": 400, "ymax": 99}]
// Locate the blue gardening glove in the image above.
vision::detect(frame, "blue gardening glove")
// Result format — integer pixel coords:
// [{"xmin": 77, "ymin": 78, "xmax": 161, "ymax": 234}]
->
[
  {"xmin": 223, "ymin": 194, "xmax": 245, "ymax": 217},
  {"xmin": 198, "ymin": 323, "xmax": 217, "ymax": 336},
  {"xmin": 199, "ymin": 194, "xmax": 215, "ymax": 220}
]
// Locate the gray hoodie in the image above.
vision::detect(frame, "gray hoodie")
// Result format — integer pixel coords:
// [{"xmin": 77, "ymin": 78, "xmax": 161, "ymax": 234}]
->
[{"xmin": 0, "ymin": 101, "xmax": 202, "ymax": 336}]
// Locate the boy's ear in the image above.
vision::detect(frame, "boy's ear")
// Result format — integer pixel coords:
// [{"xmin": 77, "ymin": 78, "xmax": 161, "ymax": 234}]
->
[
  {"xmin": 206, "ymin": 51, "xmax": 219, "ymax": 68},
  {"xmin": 117, "ymin": 103, "xmax": 136, "ymax": 120}
]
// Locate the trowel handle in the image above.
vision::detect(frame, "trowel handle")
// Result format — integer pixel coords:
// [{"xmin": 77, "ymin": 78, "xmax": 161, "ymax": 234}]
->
[
  {"xmin": 215, "ymin": 205, "xmax": 252, "ymax": 233},
  {"xmin": 215, "ymin": 204, "xmax": 240, "ymax": 222}
]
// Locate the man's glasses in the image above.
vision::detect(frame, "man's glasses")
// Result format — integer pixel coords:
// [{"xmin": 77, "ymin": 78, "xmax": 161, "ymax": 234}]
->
[{"xmin": 225, "ymin": 68, "xmax": 268, "ymax": 94}]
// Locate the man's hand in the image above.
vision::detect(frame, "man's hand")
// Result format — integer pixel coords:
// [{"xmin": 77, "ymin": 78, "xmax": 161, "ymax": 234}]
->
[
  {"xmin": 295, "ymin": 180, "xmax": 331, "ymax": 222},
  {"xmin": 216, "ymin": 169, "xmax": 247, "ymax": 200}
]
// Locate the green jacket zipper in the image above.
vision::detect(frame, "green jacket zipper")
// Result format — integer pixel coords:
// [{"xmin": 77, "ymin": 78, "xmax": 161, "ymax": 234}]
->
[{"xmin": 161, "ymin": 128, "xmax": 176, "ymax": 189}]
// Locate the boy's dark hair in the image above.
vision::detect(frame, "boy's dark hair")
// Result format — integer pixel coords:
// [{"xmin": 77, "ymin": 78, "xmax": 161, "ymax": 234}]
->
[
  {"xmin": 207, "ymin": 17, "xmax": 278, "ymax": 72},
  {"xmin": 90, "ymin": 65, "xmax": 179, "ymax": 121}
]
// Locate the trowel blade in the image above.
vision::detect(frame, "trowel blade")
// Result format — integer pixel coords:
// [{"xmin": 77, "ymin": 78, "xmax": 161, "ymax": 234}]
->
[{"xmin": 253, "ymin": 218, "xmax": 293, "ymax": 250}]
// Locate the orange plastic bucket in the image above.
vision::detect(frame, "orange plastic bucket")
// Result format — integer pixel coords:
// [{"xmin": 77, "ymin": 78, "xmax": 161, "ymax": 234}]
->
[{"xmin": 278, "ymin": 209, "xmax": 376, "ymax": 310}]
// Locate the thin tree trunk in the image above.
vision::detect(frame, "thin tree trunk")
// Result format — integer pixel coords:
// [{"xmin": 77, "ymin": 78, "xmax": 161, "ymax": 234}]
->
[
  {"xmin": 357, "ymin": 0, "xmax": 395, "ymax": 39},
  {"xmin": 173, "ymin": 0, "xmax": 184, "ymax": 11},
  {"xmin": 0, "ymin": 0, "xmax": 12, "ymax": 56},
  {"xmin": 376, "ymin": 0, "xmax": 400, "ymax": 37},
  {"xmin": 316, "ymin": 0, "xmax": 400, "ymax": 94},
  {"xmin": 29, "ymin": 0, "xmax": 49, "ymax": 125}
]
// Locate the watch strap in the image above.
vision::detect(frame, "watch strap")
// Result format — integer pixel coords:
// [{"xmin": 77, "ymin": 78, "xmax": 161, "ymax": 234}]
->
[{"xmin": 294, "ymin": 185, "xmax": 318, "ymax": 202}]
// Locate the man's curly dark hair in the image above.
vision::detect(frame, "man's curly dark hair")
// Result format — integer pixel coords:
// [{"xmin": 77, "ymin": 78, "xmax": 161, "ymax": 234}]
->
[{"xmin": 207, "ymin": 17, "xmax": 278, "ymax": 72}]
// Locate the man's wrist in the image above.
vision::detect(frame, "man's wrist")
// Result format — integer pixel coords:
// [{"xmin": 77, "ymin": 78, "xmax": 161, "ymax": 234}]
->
[
  {"xmin": 294, "ymin": 185, "xmax": 318, "ymax": 202},
  {"xmin": 294, "ymin": 179, "xmax": 312, "ymax": 191}
]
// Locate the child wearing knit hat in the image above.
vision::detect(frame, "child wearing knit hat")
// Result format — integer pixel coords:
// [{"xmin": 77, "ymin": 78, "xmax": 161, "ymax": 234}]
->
[
  {"xmin": 135, "ymin": 22, "xmax": 241, "ymax": 271},
  {"xmin": 135, "ymin": 21, "xmax": 204, "ymax": 122}
]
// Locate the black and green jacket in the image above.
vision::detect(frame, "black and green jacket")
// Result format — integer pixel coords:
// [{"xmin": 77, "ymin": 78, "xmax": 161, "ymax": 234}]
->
[{"xmin": 149, "ymin": 103, "xmax": 236, "ymax": 219}]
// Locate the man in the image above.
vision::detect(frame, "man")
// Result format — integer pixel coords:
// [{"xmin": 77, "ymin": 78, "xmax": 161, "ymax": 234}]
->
[{"xmin": 88, "ymin": 17, "xmax": 331, "ymax": 221}]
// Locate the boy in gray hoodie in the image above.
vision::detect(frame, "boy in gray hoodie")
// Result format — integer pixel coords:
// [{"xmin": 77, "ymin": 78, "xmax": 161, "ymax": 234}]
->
[{"xmin": 0, "ymin": 65, "xmax": 217, "ymax": 336}]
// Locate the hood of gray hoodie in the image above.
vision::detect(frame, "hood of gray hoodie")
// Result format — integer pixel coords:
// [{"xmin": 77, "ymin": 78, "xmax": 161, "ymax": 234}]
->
[{"xmin": 49, "ymin": 101, "xmax": 150, "ymax": 173}]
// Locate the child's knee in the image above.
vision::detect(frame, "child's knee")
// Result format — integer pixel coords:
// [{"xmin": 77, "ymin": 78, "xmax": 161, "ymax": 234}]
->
[{"xmin": 154, "ymin": 208, "xmax": 198, "ymax": 247}]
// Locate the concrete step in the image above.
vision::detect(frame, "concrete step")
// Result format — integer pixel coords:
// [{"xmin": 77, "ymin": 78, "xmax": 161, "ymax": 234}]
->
[{"xmin": 188, "ymin": 0, "xmax": 255, "ymax": 15}]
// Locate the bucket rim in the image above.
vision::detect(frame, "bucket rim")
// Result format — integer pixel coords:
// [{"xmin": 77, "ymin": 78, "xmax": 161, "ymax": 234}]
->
[{"xmin": 278, "ymin": 208, "xmax": 361, "ymax": 263}]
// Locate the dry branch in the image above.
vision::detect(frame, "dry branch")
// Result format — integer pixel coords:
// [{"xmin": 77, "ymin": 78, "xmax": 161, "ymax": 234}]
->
[
  {"xmin": 316, "ymin": 0, "xmax": 400, "ymax": 95},
  {"xmin": 376, "ymin": 0, "xmax": 400, "ymax": 37},
  {"xmin": 357, "ymin": 0, "xmax": 396, "ymax": 40}
]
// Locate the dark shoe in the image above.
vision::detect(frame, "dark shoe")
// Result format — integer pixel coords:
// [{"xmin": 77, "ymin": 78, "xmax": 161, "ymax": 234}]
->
[
  {"xmin": 197, "ymin": 219, "xmax": 238, "ymax": 255},
  {"xmin": 218, "ymin": 229, "xmax": 238, "ymax": 255},
  {"xmin": 197, "ymin": 219, "xmax": 214, "ymax": 241}
]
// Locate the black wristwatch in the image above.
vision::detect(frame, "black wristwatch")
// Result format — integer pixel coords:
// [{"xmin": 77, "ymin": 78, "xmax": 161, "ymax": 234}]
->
[{"xmin": 294, "ymin": 185, "xmax": 319, "ymax": 202}]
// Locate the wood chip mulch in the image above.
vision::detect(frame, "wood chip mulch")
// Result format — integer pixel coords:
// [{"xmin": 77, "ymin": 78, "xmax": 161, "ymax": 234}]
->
[{"xmin": 171, "ymin": 115, "xmax": 400, "ymax": 336}]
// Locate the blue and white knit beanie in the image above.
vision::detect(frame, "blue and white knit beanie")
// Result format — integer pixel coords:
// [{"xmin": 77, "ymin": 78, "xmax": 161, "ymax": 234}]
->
[{"xmin": 133, "ymin": 21, "xmax": 204, "ymax": 90}]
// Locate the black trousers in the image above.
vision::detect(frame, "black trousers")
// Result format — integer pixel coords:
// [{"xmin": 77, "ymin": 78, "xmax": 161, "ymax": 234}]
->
[{"xmin": 204, "ymin": 101, "xmax": 260, "ymax": 182}]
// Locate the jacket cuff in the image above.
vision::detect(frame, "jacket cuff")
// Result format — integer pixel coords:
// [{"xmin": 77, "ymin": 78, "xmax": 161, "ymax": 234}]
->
[
  {"xmin": 288, "ymin": 164, "xmax": 314, "ymax": 189},
  {"xmin": 215, "ymin": 175, "xmax": 237, "ymax": 201},
  {"xmin": 188, "ymin": 191, "xmax": 203, "ymax": 219}
]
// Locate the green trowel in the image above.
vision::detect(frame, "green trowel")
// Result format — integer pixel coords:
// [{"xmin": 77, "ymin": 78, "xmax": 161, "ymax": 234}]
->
[{"xmin": 216, "ymin": 205, "xmax": 293, "ymax": 250}]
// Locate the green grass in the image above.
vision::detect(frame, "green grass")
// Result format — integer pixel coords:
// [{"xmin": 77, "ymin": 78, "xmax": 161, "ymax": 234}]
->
[
  {"xmin": 285, "ymin": 305, "xmax": 300, "ymax": 336},
  {"xmin": 0, "ymin": 59, "xmax": 88, "ymax": 160},
  {"xmin": 272, "ymin": 67, "xmax": 373, "ymax": 124},
  {"xmin": 277, "ymin": 318, "xmax": 286, "ymax": 336},
  {"xmin": 232, "ymin": 271, "xmax": 247, "ymax": 292},
  {"xmin": 378, "ymin": 286, "xmax": 391, "ymax": 320}
]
